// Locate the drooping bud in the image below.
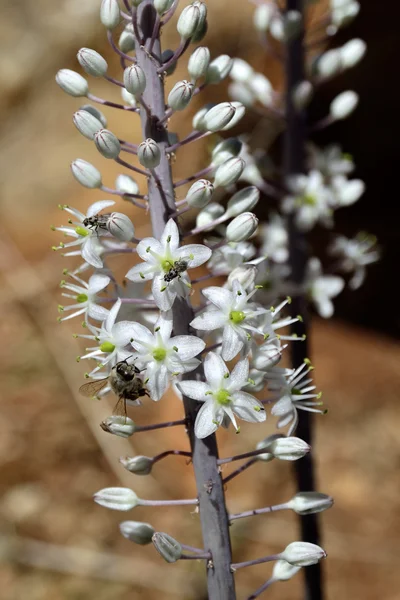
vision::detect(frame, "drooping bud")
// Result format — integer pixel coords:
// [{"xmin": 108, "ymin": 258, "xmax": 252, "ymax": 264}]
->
[
  {"xmin": 221, "ymin": 101, "xmax": 245, "ymax": 131},
  {"xmin": 188, "ymin": 46, "xmax": 211, "ymax": 81},
  {"xmin": 203, "ymin": 102, "xmax": 236, "ymax": 132},
  {"xmin": 255, "ymin": 433, "xmax": 285, "ymax": 461},
  {"xmin": 161, "ymin": 49, "xmax": 177, "ymax": 76},
  {"xmin": 330, "ymin": 90, "xmax": 359, "ymax": 120},
  {"xmin": 196, "ymin": 202, "xmax": 225, "ymax": 229},
  {"xmin": 138, "ymin": 138, "xmax": 161, "ymax": 169},
  {"xmin": 120, "ymin": 521, "xmax": 155, "ymax": 545},
  {"xmin": 272, "ymin": 560, "xmax": 301, "ymax": 582},
  {"xmin": 186, "ymin": 179, "xmax": 214, "ymax": 208},
  {"xmin": 77, "ymin": 48, "xmax": 108, "ymax": 77},
  {"xmin": 100, "ymin": 415, "xmax": 136, "ymax": 437},
  {"xmin": 121, "ymin": 88, "xmax": 137, "ymax": 108},
  {"xmin": 71, "ymin": 159, "xmax": 102, "ymax": 188},
  {"xmin": 168, "ymin": 80, "xmax": 194, "ymax": 111},
  {"xmin": 73, "ymin": 110, "xmax": 103, "ymax": 140},
  {"xmin": 119, "ymin": 455, "xmax": 153, "ymax": 475},
  {"xmin": 94, "ymin": 129, "xmax": 121, "ymax": 159},
  {"xmin": 56, "ymin": 69, "xmax": 88, "ymax": 97},
  {"xmin": 340, "ymin": 38, "xmax": 366, "ymax": 69},
  {"xmin": 123, "ymin": 64, "xmax": 147, "ymax": 97},
  {"xmin": 292, "ymin": 81, "xmax": 314, "ymax": 111},
  {"xmin": 212, "ymin": 137, "xmax": 242, "ymax": 165},
  {"xmin": 106, "ymin": 212, "xmax": 135, "ymax": 241},
  {"xmin": 100, "ymin": 0, "xmax": 120, "ymax": 29},
  {"xmin": 267, "ymin": 436, "xmax": 311, "ymax": 461},
  {"xmin": 94, "ymin": 487, "xmax": 141, "ymax": 511},
  {"xmin": 206, "ymin": 55, "xmax": 233, "ymax": 84},
  {"xmin": 177, "ymin": 4, "xmax": 201, "ymax": 40},
  {"xmin": 192, "ymin": 104, "xmax": 214, "ymax": 130},
  {"xmin": 279, "ymin": 542, "xmax": 327, "ymax": 567},
  {"xmin": 119, "ymin": 24, "xmax": 136, "ymax": 53},
  {"xmin": 115, "ymin": 174, "xmax": 140, "ymax": 198},
  {"xmin": 152, "ymin": 532, "xmax": 182, "ymax": 563},
  {"xmin": 80, "ymin": 104, "xmax": 107, "ymax": 127},
  {"xmin": 287, "ymin": 492, "xmax": 334, "ymax": 515},
  {"xmin": 226, "ymin": 212, "xmax": 258, "ymax": 241},
  {"xmin": 213, "ymin": 156, "xmax": 245, "ymax": 188},
  {"xmin": 154, "ymin": 0, "xmax": 175, "ymax": 15},
  {"xmin": 225, "ymin": 186, "xmax": 260, "ymax": 218}
]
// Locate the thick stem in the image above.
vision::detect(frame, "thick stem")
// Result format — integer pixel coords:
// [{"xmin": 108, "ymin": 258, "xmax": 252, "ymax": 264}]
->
[
  {"xmin": 284, "ymin": 2, "xmax": 323, "ymax": 600},
  {"xmin": 134, "ymin": 4, "xmax": 236, "ymax": 599}
]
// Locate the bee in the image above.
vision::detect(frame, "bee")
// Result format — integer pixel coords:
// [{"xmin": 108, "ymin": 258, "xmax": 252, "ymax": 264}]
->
[
  {"xmin": 83, "ymin": 214, "xmax": 109, "ymax": 234},
  {"xmin": 163, "ymin": 259, "xmax": 189, "ymax": 283},
  {"xmin": 79, "ymin": 358, "xmax": 149, "ymax": 415}
]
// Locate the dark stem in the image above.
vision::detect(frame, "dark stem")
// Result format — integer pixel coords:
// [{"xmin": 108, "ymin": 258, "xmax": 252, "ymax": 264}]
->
[
  {"xmin": 285, "ymin": 2, "xmax": 323, "ymax": 600},
  {"xmin": 222, "ymin": 458, "xmax": 258, "ymax": 484},
  {"xmin": 135, "ymin": 419, "xmax": 186, "ymax": 433},
  {"xmin": 135, "ymin": 4, "xmax": 236, "ymax": 598},
  {"xmin": 231, "ymin": 554, "xmax": 279, "ymax": 571},
  {"xmin": 247, "ymin": 579, "xmax": 274, "ymax": 599}
]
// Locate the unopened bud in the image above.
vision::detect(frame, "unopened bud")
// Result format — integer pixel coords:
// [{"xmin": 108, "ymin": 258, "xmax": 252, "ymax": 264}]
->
[
  {"xmin": 94, "ymin": 129, "xmax": 121, "ymax": 159},
  {"xmin": 100, "ymin": 0, "xmax": 120, "ymax": 29},
  {"xmin": 119, "ymin": 25, "xmax": 135, "ymax": 53},
  {"xmin": 94, "ymin": 487, "xmax": 141, "ymax": 511},
  {"xmin": 203, "ymin": 102, "xmax": 236, "ymax": 132},
  {"xmin": 340, "ymin": 38, "xmax": 366, "ymax": 69},
  {"xmin": 317, "ymin": 49, "xmax": 342, "ymax": 78},
  {"xmin": 191, "ymin": 1, "xmax": 208, "ymax": 42},
  {"xmin": 161, "ymin": 49, "xmax": 177, "ymax": 76},
  {"xmin": 196, "ymin": 202, "xmax": 224, "ymax": 229},
  {"xmin": 107, "ymin": 212, "xmax": 135, "ymax": 241},
  {"xmin": 192, "ymin": 104, "xmax": 214, "ymax": 130},
  {"xmin": 152, "ymin": 532, "xmax": 182, "ymax": 563},
  {"xmin": 227, "ymin": 266, "xmax": 257, "ymax": 290},
  {"xmin": 253, "ymin": 3, "xmax": 274, "ymax": 32},
  {"xmin": 230, "ymin": 58, "xmax": 254, "ymax": 83},
  {"xmin": 56, "ymin": 69, "xmax": 88, "ymax": 97},
  {"xmin": 188, "ymin": 46, "xmax": 211, "ymax": 81},
  {"xmin": 272, "ymin": 560, "xmax": 301, "ymax": 582},
  {"xmin": 123, "ymin": 65, "xmax": 146, "ymax": 97},
  {"xmin": 255, "ymin": 433, "xmax": 285, "ymax": 461},
  {"xmin": 121, "ymin": 87, "xmax": 137, "ymax": 107},
  {"xmin": 154, "ymin": 0, "xmax": 174, "ymax": 14},
  {"xmin": 252, "ymin": 342, "xmax": 282, "ymax": 371},
  {"xmin": 168, "ymin": 80, "xmax": 194, "ymax": 111},
  {"xmin": 330, "ymin": 90, "xmax": 359, "ymax": 120},
  {"xmin": 120, "ymin": 455, "xmax": 153, "ymax": 475},
  {"xmin": 120, "ymin": 521, "xmax": 155, "ymax": 545},
  {"xmin": 71, "ymin": 159, "xmax": 102, "ymax": 188},
  {"xmin": 225, "ymin": 186, "xmax": 260, "ymax": 218},
  {"xmin": 80, "ymin": 104, "xmax": 107, "ymax": 127},
  {"xmin": 73, "ymin": 110, "xmax": 103, "ymax": 140},
  {"xmin": 279, "ymin": 542, "xmax": 327, "ymax": 567},
  {"xmin": 138, "ymin": 138, "xmax": 161, "ymax": 169},
  {"xmin": 268, "ymin": 436, "xmax": 311, "ymax": 460},
  {"xmin": 287, "ymin": 492, "xmax": 334, "ymax": 515},
  {"xmin": 221, "ymin": 101, "xmax": 245, "ymax": 131},
  {"xmin": 214, "ymin": 157, "xmax": 246, "ymax": 188},
  {"xmin": 77, "ymin": 48, "xmax": 108, "ymax": 77},
  {"xmin": 115, "ymin": 174, "xmax": 139, "ymax": 198},
  {"xmin": 212, "ymin": 138, "xmax": 243, "ymax": 165},
  {"xmin": 206, "ymin": 55, "xmax": 233, "ymax": 84},
  {"xmin": 292, "ymin": 81, "xmax": 314, "ymax": 111},
  {"xmin": 229, "ymin": 82, "xmax": 255, "ymax": 108},
  {"xmin": 226, "ymin": 212, "xmax": 258, "ymax": 241},
  {"xmin": 100, "ymin": 415, "xmax": 136, "ymax": 437},
  {"xmin": 177, "ymin": 4, "xmax": 201, "ymax": 40},
  {"xmin": 187, "ymin": 179, "xmax": 214, "ymax": 208},
  {"xmin": 269, "ymin": 16, "xmax": 284, "ymax": 41}
]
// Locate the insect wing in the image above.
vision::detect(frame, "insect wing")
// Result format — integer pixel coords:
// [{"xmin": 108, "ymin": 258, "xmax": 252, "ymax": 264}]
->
[
  {"xmin": 113, "ymin": 396, "xmax": 127, "ymax": 417},
  {"xmin": 79, "ymin": 378, "xmax": 109, "ymax": 397}
]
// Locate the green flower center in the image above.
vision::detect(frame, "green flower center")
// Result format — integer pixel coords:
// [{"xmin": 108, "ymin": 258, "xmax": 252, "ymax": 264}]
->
[
  {"xmin": 292, "ymin": 387, "xmax": 302, "ymax": 395},
  {"xmin": 153, "ymin": 347, "xmax": 167, "ymax": 361},
  {"xmin": 75, "ymin": 226, "xmax": 90, "ymax": 237},
  {"xmin": 100, "ymin": 342, "xmax": 115, "ymax": 353},
  {"xmin": 301, "ymin": 194, "xmax": 316, "ymax": 206},
  {"xmin": 215, "ymin": 389, "xmax": 231, "ymax": 406},
  {"xmin": 161, "ymin": 258, "xmax": 174, "ymax": 273},
  {"xmin": 76, "ymin": 293, "xmax": 88, "ymax": 303},
  {"xmin": 229, "ymin": 310, "xmax": 246, "ymax": 324}
]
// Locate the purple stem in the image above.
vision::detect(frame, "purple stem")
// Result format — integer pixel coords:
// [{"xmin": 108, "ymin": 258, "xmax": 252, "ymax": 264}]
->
[
  {"xmin": 222, "ymin": 458, "xmax": 258, "ymax": 484},
  {"xmin": 218, "ymin": 447, "xmax": 276, "ymax": 465},
  {"xmin": 229, "ymin": 502, "xmax": 289, "ymax": 522},
  {"xmin": 152, "ymin": 449, "xmax": 192, "ymax": 464},
  {"xmin": 161, "ymin": 0, "xmax": 179, "ymax": 25},
  {"xmin": 157, "ymin": 38, "xmax": 190, "ymax": 74},
  {"xmin": 104, "ymin": 75, "xmax": 125, "ymax": 88},
  {"xmin": 167, "ymin": 130, "xmax": 211, "ymax": 153},
  {"xmin": 174, "ymin": 165, "xmax": 214, "ymax": 188},
  {"xmin": 247, "ymin": 578, "xmax": 274, "ymax": 599},
  {"xmin": 87, "ymin": 93, "xmax": 138, "ymax": 112},
  {"xmin": 107, "ymin": 30, "xmax": 135, "ymax": 62},
  {"xmin": 135, "ymin": 419, "xmax": 187, "ymax": 433},
  {"xmin": 115, "ymin": 156, "xmax": 149, "ymax": 177},
  {"xmin": 142, "ymin": 498, "xmax": 198, "ymax": 507},
  {"xmin": 231, "ymin": 554, "xmax": 279, "ymax": 571}
]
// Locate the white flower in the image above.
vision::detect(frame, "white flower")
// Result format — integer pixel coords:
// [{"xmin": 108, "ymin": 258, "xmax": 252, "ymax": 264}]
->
[
  {"xmin": 330, "ymin": 0, "xmax": 360, "ymax": 28},
  {"xmin": 329, "ymin": 233, "xmax": 380, "ymax": 290},
  {"xmin": 282, "ymin": 171, "xmax": 333, "ymax": 231},
  {"xmin": 125, "ymin": 219, "xmax": 212, "ymax": 310},
  {"xmin": 307, "ymin": 143, "xmax": 355, "ymax": 177},
  {"xmin": 207, "ymin": 241, "xmax": 256, "ymax": 275},
  {"xmin": 53, "ymin": 200, "xmax": 115, "ymax": 268},
  {"xmin": 304, "ymin": 257, "xmax": 344, "ymax": 318},
  {"xmin": 259, "ymin": 213, "xmax": 289, "ymax": 263},
  {"xmin": 178, "ymin": 352, "xmax": 266, "ymax": 438},
  {"xmin": 129, "ymin": 311, "xmax": 205, "ymax": 401},
  {"xmin": 59, "ymin": 272, "xmax": 110, "ymax": 322},
  {"xmin": 330, "ymin": 175, "xmax": 365, "ymax": 207},
  {"xmin": 191, "ymin": 280, "xmax": 268, "ymax": 361}
]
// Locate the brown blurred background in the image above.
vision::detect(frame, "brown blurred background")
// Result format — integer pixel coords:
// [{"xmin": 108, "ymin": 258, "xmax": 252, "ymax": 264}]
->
[{"xmin": 0, "ymin": 1, "xmax": 399, "ymax": 599}]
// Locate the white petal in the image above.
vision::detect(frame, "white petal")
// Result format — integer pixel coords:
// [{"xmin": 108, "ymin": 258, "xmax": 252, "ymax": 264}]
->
[
  {"xmin": 86, "ymin": 200, "xmax": 115, "ymax": 218},
  {"xmin": 231, "ymin": 391, "xmax": 266, "ymax": 423},
  {"xmin": 146, "ymin": 362, "xmax": 169, "ymax": 401},
  {"xmin": 190, "ymin": 310, "xmax": 226, "ymax": 331},
  {"xmin": 176, "ymin": 244, "xmax": 212, "ymax": 268},
  {"xmin": 129, "ymin": 322, "xmax": 154, "ymax": 346},
  {"xmin": 152, "ymin": 275, "xmax": 176, "ymax": 311},
  {"xmin": 161, "ymin": 219, "xmax": 180, "ymax": 252},
  {"xmin": 271, "ymin": 395, "xmax": 293, "ymax": 417},
  {"xmin": 169, "ymin": 335, "xmax": 205, "ymax": 359},
  {"xmin": 125, "ymin": 263, "xmax": 156, "ymax": 282},
  {"xmin": 202, "ymin": 286, "xmax": 232, "ymax": 310},
  {"xmin": 194, "ymin": 401, "xmax": 221, "ymax": 439},
  {"xmin": 81, "ymin": 237, "xmax": 103, "ymax": 268},
  {"xmin": 88, "ymin": 303, "xmax": 110, "ymax": 321},
  {"xmin": 169, "ymin": 357, "xmax": 201, "ymax": 373},
  {"xmin": 88, "ymin": 273, "xmax": 111, "ymax": 294},
  {"xmin": 315, "ymin": 298, "xmax": 334, "ymax": 319},
  {"xmin": 136, "ymin": 238, "xmax": 163, "ymax": 262},
  {"xmin": 204, "ymin": 352, "xmax": 228, "ymax": 388},
  {"xmin": 320, "ymin": 276, "xmax": 344, "ymax": 297},
  {"xmin": 112, "ymin": 321, "xmax": 138, "ymax": 347},
  {"xmin": 105, "ymin": 299, "xmax": 122, "ymax": 331},
  {"xmin": 228, "ymin": 358, "xmax": 249, "ymax": 391},
  {"xmin": 221, "ymin": 325, "xmax": 243, "ymax": 361},
  {"xmin": 155, "ymin": 310, "xmax": 173, "ymax": 342},
  {"xmin": 177, "ymin": 380, "xmax": 211, "ymax": 401}
]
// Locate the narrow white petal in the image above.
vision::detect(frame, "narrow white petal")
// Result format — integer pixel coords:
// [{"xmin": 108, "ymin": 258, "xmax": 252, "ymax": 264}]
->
[
  {"xmin": 194, "ymin": 401, "xmax": 221, "ymax": 439},
  {"xmin": 169, "ymin": 357, "xmax": 201, "ymax": 373},
  {"xmin": 146, "ymin": 362, "xmax": 169, "ymax": 401},
  {"xmin": 86, "ymin": 200, "xmax": 115, "ymax": 218},
  {"xmin": 88, "ymin": 273, "xmax": 111, "ymax": 294},
  {"xmin": 202, "ymin": 286, "xmax": 232, "ymax": 311},
  {"xmin": 315, "ymin": 298, "xmax": 334, "ymax": 319},
  {"xmin": 190, "ymin": 310, "xmax": 226, "ymax": 331},
  {"xmin": 129, "ymin": 322, "xmax": 154, "ymax": 346},
  {"xmin": 204, "ymin": 352, "xmax": 228, "ymax": 388},
  {"xmin": 112, "ymin": 321, "xmax": 138, "ymax": 348},
  {"xmin": 228, "ymin": 358, "xmax": 249, "ymax": 391},
  {"xmin": 136, "ymin": 238, "xmax": 163, "ymax": 262},
  {"xmin": 152, "ymin": 275, "xmax": 176, "ymax": 311},
  {"xmin": 176, "ymin": 244, "xmax": 212, "ymax": 268},
  {"xmin": 88, "ymin": 304, "xmax": 110, "ymax": 321},
  {"xmin": 81, "ymin": 237, "xmax": 103, "ymax": 268},
  {"xmin": 221, "ymin": 325, "xmax": 243, "ymax": 361},
  {"xmin": 177, "ymin": 381, "xmax": 211, "ymax": 401},
  {"xmin": 125, "ymin": 263, "xmax": 156, "ymax": 282},
  {"xmin": 231, "ymin": 391, "xmax": 266, "ymax": 423},
  {"xmin": 161, "ymin": 219, "xmax": 180, "ymax": 252},
  {"xmin": 169, "ymin": 335, "xmax": 205, "ymax": 359},
  {"xmin": 105, "ymin": 298, "xmax": 122, "ymax": 332},
  {"xmin": 155, "ymin": 310, "xmax": 173, "ymax": 342},
  {"xmin": 271, "ymin": 395, "xmax": 293, "ymax": 417}
]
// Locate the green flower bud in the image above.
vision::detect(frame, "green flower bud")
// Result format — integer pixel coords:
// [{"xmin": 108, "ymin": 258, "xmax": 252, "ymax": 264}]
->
[
  {"xmin": 138, "ymin": 138, "xmax": 161, "ymax": 168},
  {"xmin": 119, "ymin": 24, "xmax": 135, "ymax": 53},
  {"xmin": 177, "ymin": 4, "xmax": 201, "ymax": 40},
  {"xmin": 206, "ymin": 54, "xmax": 233, "ymax": 84},
  {"xmin": 100, "ymin": 415, "xmax": 136, "ymax": 438},
  {"xmin": 123, "ymin": 64, "xmax": 146, "ymax": 97},
  {"xmin": 100, "ymin": 0, "xmax": 120, "ymax": 29},
  {"xmin": 196, "ymin": 202, "xmax": 224, "ymax": 229},
  {"xmin": 80, "ymin": 104, "xmax": 107, "ymax": 127},
  {"xmin": 255, "ymin": 433, "xmax": 285, "ymax": 461},
  {"xmin": 154, "ymin": 0, "xmax": 175, "ymax": 15},
  {"xmin": 115, "ymin": 174, "xmax": 139, "ymax": 198},
  {"xmin": 121, "ymin": 87, "xmax": 137, "ymax": 107},
  {"xmin": 212, "ymin": 137, "xmax": 242, "ymax": 164},
  {"xmin": 120, "ymin": 521, "xmax": 155, "ymax": 545},
  {"xmin": 120, "ymin": 455, "xmax": 153, "ymax": 475},
  {"xmin": 56, "ymin": 69, "xmax": 88, "ymax": 97},
  {"xmin": 71, "ymin": 159, "xmax": 102, "ymax": 188},
  {"xmin": 192, "ymin": 103, "xmax": 214, "ymax": 131},
  {"xmin": 226, "ymin": 211, "xmax": 258, "ymax": 242},
  {"xmin": 106, "ymin": 212, "xmax": 135, "ymax": 241},
  {"xmin": 279, "ymin": 542, "xmax": 326, "ymax": 567},
  {"xmin": 330, "ymin": 90, "xmax": 359, "ymax": 120},
  {"xmin": 168, "ymin": 80, "xmax": 194, "ymax": 111},
  {"xmin": 221, "ymin": 101, "xmax": 245, "ymax": 131},
  {"xmin": 188, "ymin": 46, "xmax": 211, "ymax": 81},
  {"xmin": 186, "ymin": 179, "xmax": 214, "ymax": 208},
  {"xmin": 225, "ymin": 186, "xmax": 260, "ymax": 218},
  {"xmin": 213, "ymin": 156, "xmax": 245, "ymax": 188},
  {"xmin": 94, "ymin": 129, "xmax": 121, "ymax": 159},
  {"xmin": 93, "ymin": 487, "xmax": 141, "ymax": 511},
  {"xmin": 152, "ymin": 532, "xmax": 182, "ymax": 563},
  {"xmin": 272, "ymin": 560, "xmax": 301, "ymax": 582},
  {"xmin": 287, "ymin": 492, "xmax": 334, "ymax": 516},
  {"xmin": 73, "ymin": 110, "xmax": 103, "ymax": 140},
  {"xmin": 203, "ymin": 102, "xmax": 236, "ymax": 132},
  {"xmin": 192, "ymin": 1, "xmax": 208, "ymax": 42},
  {"xmin": 77, "ymin": 48, "xmax": 108, "ymax": 77},
  {"xmin": 267, "ymin": 436, "xmax": 311, "ymax": 461}
]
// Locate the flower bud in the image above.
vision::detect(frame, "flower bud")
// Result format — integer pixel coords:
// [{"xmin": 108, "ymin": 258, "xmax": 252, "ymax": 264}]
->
[
  {"xmin": 268, "ymin": 436, "xmax": 311, "ymax": 460},
  {"xmin": 115, "ymin": 174, "xmax": 139, "ymax": 198},
  {"xmin": 279, "ymin": 542, "xmax": 327, "ymax": 567},
  {"xmin": 119, "ymin": 25, "xmax": 136, "ymax": 53},
  {"xmin": 230, "ymin": 58, "xmax": 254, "ymax": 83},
  {"xmin": 123, "ymin": 65, "xmax": 146, "ymax": 97},
  {"xmin": 287, "ymin": 492, "xmax": 334, "ymax": 515},
  {"xmin": 340, "ymin": 38, "xmax": 366, "ymax": 69},
  {"xmin": 206, "ymin": 55, "xmax": 233, "ymax": 84},
  {"xmin": 212, "ymin": 138, "xmax": 243, "ymax": 165},
  {"xmin": 177, "ymin": 4, "xmax": 201, "ymax": 40},
  {"xmin": 186, "ymin": 179, "xmax": 214, "ymax": 208},
  {"xmin": 152, "ymin": 532, "xmax": 182, "ymax": 563},
  {"xmin": 138, "ymin": 138, "xmax": 161, "ymax": 168},
  {"xmin": 253, "ymin": 3, "xmax": 274, "ymax": 32},
  {"xmin": 192, "ymin": 104, "xmax": 214, "ymax": 130},
  {"xmin": 227, "ymin": 266, "xmax": 257, "ymax": 290},
  {"xmin": 221, "ymin": 101, "xmax": 245, "ymax": 131},
  {"xmin": 154, "ymin": 0, "xmax": 175, "ymax": 15},
  {"xmin": 107, "ymin": 212, "xmax": 135, "ymax": 241},
  {"xmin": 252, "ymin": 342, "xmax": 282, "ymax": 371},
  {"xmin": 272, "ymin": 560, "xmax": 301, "ymax": 582},
  {"xmin": 94, "ymin": 487, "xmax": 141, "ymax": 511},
  {"xmin": 225, "ymin": 186, "xmax": 260, "ymax": 218},
  {"xmin": 100, "ymin": 415, "xmax": 136, "ymax": 437},
  {"xmin": 121, "ymin": 87, "xmax": 137, "ymax": 108},
  {"xmin": 80, "ymin": 104, "xmax": 107, "ymax": 127},
  {"xmin": 56, "ymin": 69, "xmax": 88, "ymax": 97},
  {"xmin": 255, "ymin": 433, "xmax": 285, "ymax": 461},
  {"xmin": 94, "ymin": 129, "xmax": 121, "ymax": 159},
  {"xmin": 191, "ymin": 1, "xmax": 207, "ymax": 42},
  {"xmin": 77, "ymin": 48, "xmax": 108, "ymax": 77},
  {"xmin": 71, "ymin": 159, "xmax": 102, "ymax": 188},
  {"xmin": 228, "ymin": 82, "xmax": 255, "ymax": 108},
  {"xmin": 73, "ymin": 110, "xmax": 103, "ymax": 140},
  {"xmin": 203, "ymin": 102, "xmax": 236, "ymax": 132},
  {"xmin": 100, "ymin": 0, "xmax": 120, "ymax": 29},
  {"xmin": 188, "ymin": 46, "xmax": 211, "ymax": 81},
  {"xmin": 269, "ymin": 16, "xmax": 284, "ymax": 41},
  {"xmin": 161, "ymin": 49, "xmax": 177, "ymax": 76},
  {"xmin": 226, "ymin": 212, "xmax": 258, "ymax": 242},
  {"xmin": 214, "ymin": 157, "xmax": 245, "ymax": 188},
  {"xmin": 196, "ymin": 202, "xmax": 224, "ymax": 229},
  {"xmin": 120, "ymin": 455, "xmax": 153, "ymax": 475},
  {"xmin": 120, "ymin": 521, "xmax": 155, "ymax": 545},
  {"xmin": 317, "ymin": 49, "xmax": 342, "ymax": 78},
  {"xmin": 168, "ymin": 80, "xmax": 194, "ymax": 111},
  {"xmin": 330, "ymin": 90, "xmax": 359, "ymax": 120},
  {"xmin": 292, "ymin": 81, "xmax": 314, "ymax": 111}
]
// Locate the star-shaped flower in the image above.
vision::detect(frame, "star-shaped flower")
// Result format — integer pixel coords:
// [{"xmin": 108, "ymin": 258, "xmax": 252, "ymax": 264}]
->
[
  {"xmin": 329, "ymin": 233, "xmax": 380, "ymax": 290},
  {"xmin": 178, "ymin": 352, "xmax": 266, "ymax": 439},
  {"xmin": 282, "ymin": 170, "xmax": 333, "ymax": 231},
  {"xmin": 304, "ymin": 257, "xmax": 344, "ymax": 318},
  {"xmin": 58, "ymin": 272, "xmax": 110, "ymax": 322},
  {"xmin": 125, "ymin": 219, "xmax": 212, "ymax": 311}
]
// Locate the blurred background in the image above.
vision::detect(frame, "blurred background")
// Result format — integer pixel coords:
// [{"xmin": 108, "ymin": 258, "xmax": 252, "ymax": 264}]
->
[{"xmin": 0, "ymin": 1, "xmax": 399, "ymax": 599}]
